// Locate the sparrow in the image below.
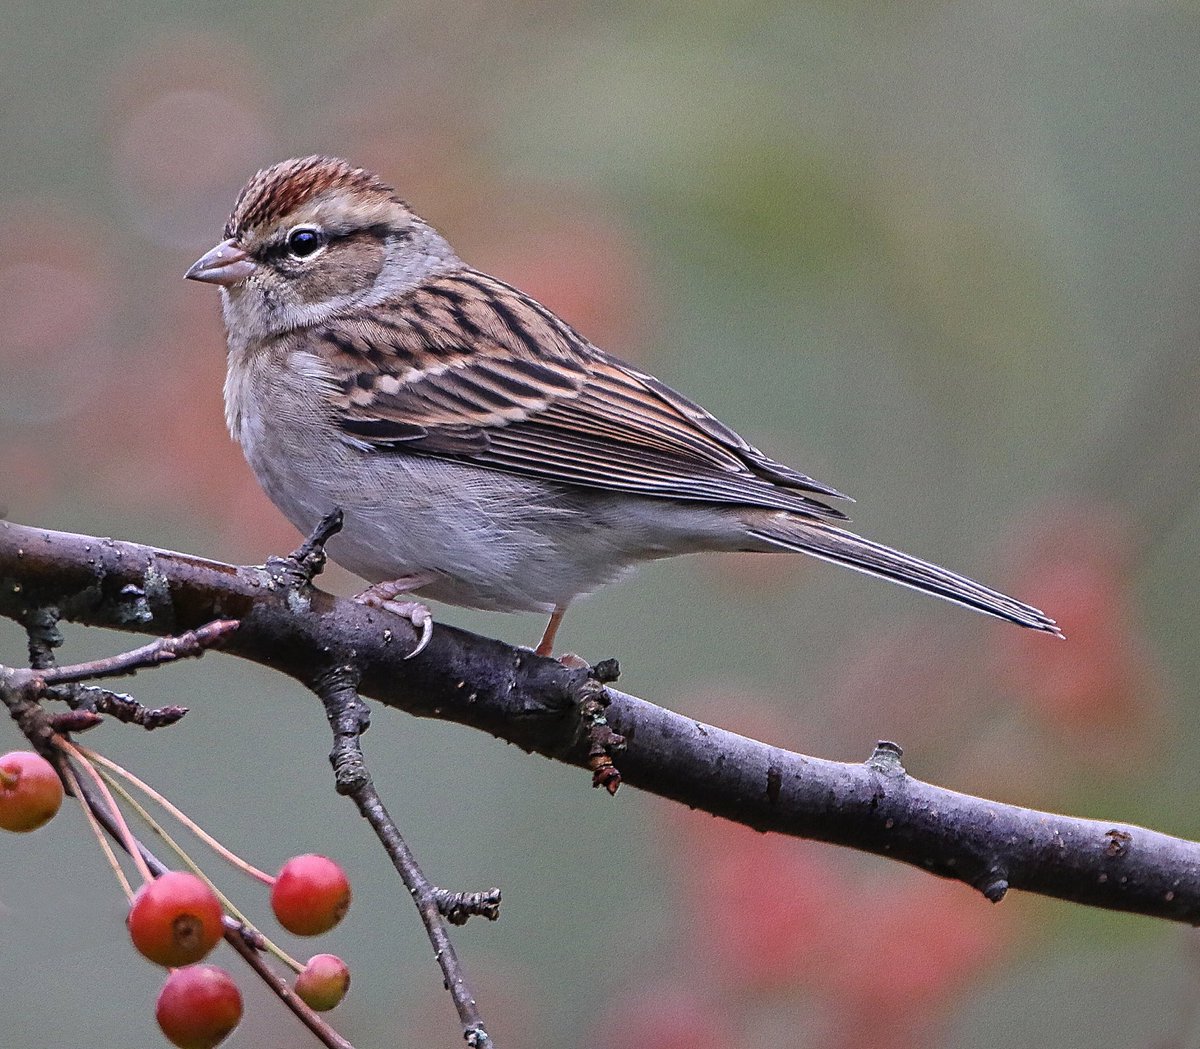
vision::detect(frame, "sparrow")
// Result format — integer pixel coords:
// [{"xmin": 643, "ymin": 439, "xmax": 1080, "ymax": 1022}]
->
[{"xmin": 186, "ymin": 155, "xmax": 1060, "ymax": 657}]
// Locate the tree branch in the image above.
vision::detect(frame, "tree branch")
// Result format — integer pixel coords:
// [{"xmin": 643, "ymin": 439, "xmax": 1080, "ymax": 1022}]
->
[{"xmin": 2, "ymin": 518, "xmax": 1197, "ymax": 924}]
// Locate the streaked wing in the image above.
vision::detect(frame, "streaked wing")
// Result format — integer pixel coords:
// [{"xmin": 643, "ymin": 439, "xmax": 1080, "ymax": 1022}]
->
[{"xmin": 319, "ymin": 269, "xmax": 848, "ymax": 519}]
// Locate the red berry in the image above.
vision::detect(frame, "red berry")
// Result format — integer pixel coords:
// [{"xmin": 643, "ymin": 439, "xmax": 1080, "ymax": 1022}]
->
[
  {"xmin": 128, "ymin": 871, "xmax": 224, "ymax": 967},
  {"xmin": 155, "ymin": 965, "xmax": 242, "ymax": 1049},
  {"xmin": 271, "ymin": 854, "xmax": 351, "ymax": 936},
  {"xmin": 0, "ymin": 751, "xmax": 63, "ymax": 832},
  {"xmin": 294, "ymin": 953, "xmax": 351, "ymax": 1011}
]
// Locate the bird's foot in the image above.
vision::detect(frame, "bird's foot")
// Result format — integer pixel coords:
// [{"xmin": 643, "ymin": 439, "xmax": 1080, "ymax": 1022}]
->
[
  {"xmin": 355, "ymin": 578, "xmax": 435, "ymax": 659},
  {"xmin": 556, "ymin": 652, "xmax": 590, "ymax": 670}
]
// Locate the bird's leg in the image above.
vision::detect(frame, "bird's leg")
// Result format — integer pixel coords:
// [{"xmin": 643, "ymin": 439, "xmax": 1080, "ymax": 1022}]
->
[
  {"xmin": 354, "ymin": 575, "xmax": 436, "ymax": 658},
  {"xmin": 535, "ymin": 606, "xmax": 567, "ymax": 657}
]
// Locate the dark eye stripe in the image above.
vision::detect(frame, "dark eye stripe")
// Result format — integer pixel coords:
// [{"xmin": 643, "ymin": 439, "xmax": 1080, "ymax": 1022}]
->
[{"xmin": 253, "ymin": 223, "xmax": 402, "ymax": 264}]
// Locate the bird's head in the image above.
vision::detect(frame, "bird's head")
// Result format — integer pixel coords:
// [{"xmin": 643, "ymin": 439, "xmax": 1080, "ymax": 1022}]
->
[{"xmin": 186, "ymin": 155, "xmax": 459, "ymax": 341}]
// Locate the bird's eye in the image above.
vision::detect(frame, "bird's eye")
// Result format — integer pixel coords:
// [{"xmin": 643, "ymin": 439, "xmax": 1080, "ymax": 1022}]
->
[{"xmin": 285, "ymin": 227, "xmax": 325, "ymax": 258}]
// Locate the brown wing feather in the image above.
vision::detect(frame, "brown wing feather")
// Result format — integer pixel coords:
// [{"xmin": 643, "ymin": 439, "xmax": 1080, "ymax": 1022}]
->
[{"xmin": 321, "ymin": 270, "xmax": 849, "ymax": 519}]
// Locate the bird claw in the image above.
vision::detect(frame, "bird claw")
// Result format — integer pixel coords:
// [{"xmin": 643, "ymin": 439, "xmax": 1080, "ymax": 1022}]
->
[
  {"xmin": 383, "ymin": 601, "xmax": 433, "ymax": 659},
  {"xmin": 354, "ymin": 587, "xmax": 434, "ymax": 659}
]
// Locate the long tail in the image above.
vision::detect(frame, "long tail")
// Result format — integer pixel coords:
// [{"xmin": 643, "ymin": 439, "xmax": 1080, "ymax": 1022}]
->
[{"xmin": 745, "ymin": 518, "xmax": 1062, "ymax": 636}]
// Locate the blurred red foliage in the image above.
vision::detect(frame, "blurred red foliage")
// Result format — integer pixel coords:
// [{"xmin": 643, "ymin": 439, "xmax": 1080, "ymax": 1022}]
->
[
  {"xmin": 0, "ymin": 442, "xmax": 59, "ymax": 517},
  {"xmin": 816, "ymin": 622, "xmax": 972, "ymax": 755},
  {"xmin": 590, "ymin": 982, "xmax": 739, "ymax": 1049},
  {"xmin": 994, "ymin": 500, "xmax": 1164, "ymax": 764},
  {"xmin": 472, "ymin": 211, "xmax": 653, "ymax": 356},
  {"xmin": 0, "ymin": 207, "xmax": 116, "ymax": 429},
  {"xmin": 350, "ymin": 131, "xmax": 656, "ymax": 359},
  {"xmin": 669, "ymin": 805, "xmax": 845, "ymax": 991},
  {"xmin": 73, "ymin": 282, "xmax": 298, "ymax": 559},
  {"xmin": 819, "ymin": 873, "xmax": 1012, "ymax": 1014},
  {"xmin": 650, "ymin": 690, "xmax": 1016, "ymax": 1047},
  {"xmin": 664, "ymin": 805, "xmax": 1011, "ymax": 997}
]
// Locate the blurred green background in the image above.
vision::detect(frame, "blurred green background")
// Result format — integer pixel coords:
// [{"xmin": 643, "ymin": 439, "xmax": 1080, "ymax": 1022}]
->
[{"xmin": 3, "ymin": 1, "xmax": 1200, "ymax": 1046}]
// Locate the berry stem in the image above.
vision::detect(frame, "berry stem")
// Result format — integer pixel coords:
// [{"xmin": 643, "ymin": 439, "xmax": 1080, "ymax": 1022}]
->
[
  {"xmin": 89, "ymin": 759, "xmax": 304, "ymax": 973},
  {"xmin": 58, "ymin": 739, "xmax": 153, "ymax": 883},
  {"xmin": 63, "ymin": 762, "xmax": 135, "ymax": 902},
  {"xmin": 93, "ymin": 765, "xmax": 242, "ymax": 913},
  {"xmin": 79, "ymin": 746, "xmax": 274, "ymax": 885}
]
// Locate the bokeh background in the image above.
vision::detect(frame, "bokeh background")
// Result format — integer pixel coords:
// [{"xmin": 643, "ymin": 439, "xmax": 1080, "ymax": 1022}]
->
[{"xmin": 3, "ymin": 2, "xmax": 1199, "ymax": 1046}]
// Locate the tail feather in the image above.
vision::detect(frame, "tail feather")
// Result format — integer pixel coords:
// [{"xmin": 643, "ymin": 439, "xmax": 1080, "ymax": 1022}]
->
[{"xmin": 746, "ymin": 520, "xmax": 1062, "ymax": 637}]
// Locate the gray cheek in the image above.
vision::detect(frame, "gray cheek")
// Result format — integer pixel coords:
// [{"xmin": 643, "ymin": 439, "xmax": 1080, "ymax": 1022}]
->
[
  {"xmin": 222, "ymin": 280, "xmax": 275, "ymax": 338},
  {"xmin": 223, "ymin": 275, "xmax": 325, "ymax": 341}
]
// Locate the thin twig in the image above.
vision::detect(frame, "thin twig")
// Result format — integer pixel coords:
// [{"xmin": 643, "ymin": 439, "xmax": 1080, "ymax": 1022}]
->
[
  {"xmin": 265, "ymin": 507, "xmax": 344, "ymax": 590},
  {"xmin": 289, "ymin": 508, "xmax": 344, "ymax": 571},
  {"xmin": 353, "ymin": 780, "xmax": 492, "ymax": 1048},
  {"xmin": 80, "ymin": 687, "xmax": 188, "ymax": 729},
  {"xmin": 314, "ymin": 663, "xmax": 493, "ymax": 1048},
  {"xmin": 18, "ymin": 609, "xmax": 187, "ymax": 727},
  {"xmin": 276, "ymin": 513, "xmax": 493, "ymax": 1043},
  {"xmin": 431, "ymin": 888, "xmax": 502, "ymax": 925},
  {"xmin": 37, "ymin": 620, "xmax": 239, "ymax": 686}
]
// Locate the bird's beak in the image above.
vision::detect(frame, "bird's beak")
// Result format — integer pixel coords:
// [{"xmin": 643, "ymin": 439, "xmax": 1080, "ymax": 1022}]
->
[{"xmin": 184, "ymin": 238, "xmax": 257, "ymax": 287}]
